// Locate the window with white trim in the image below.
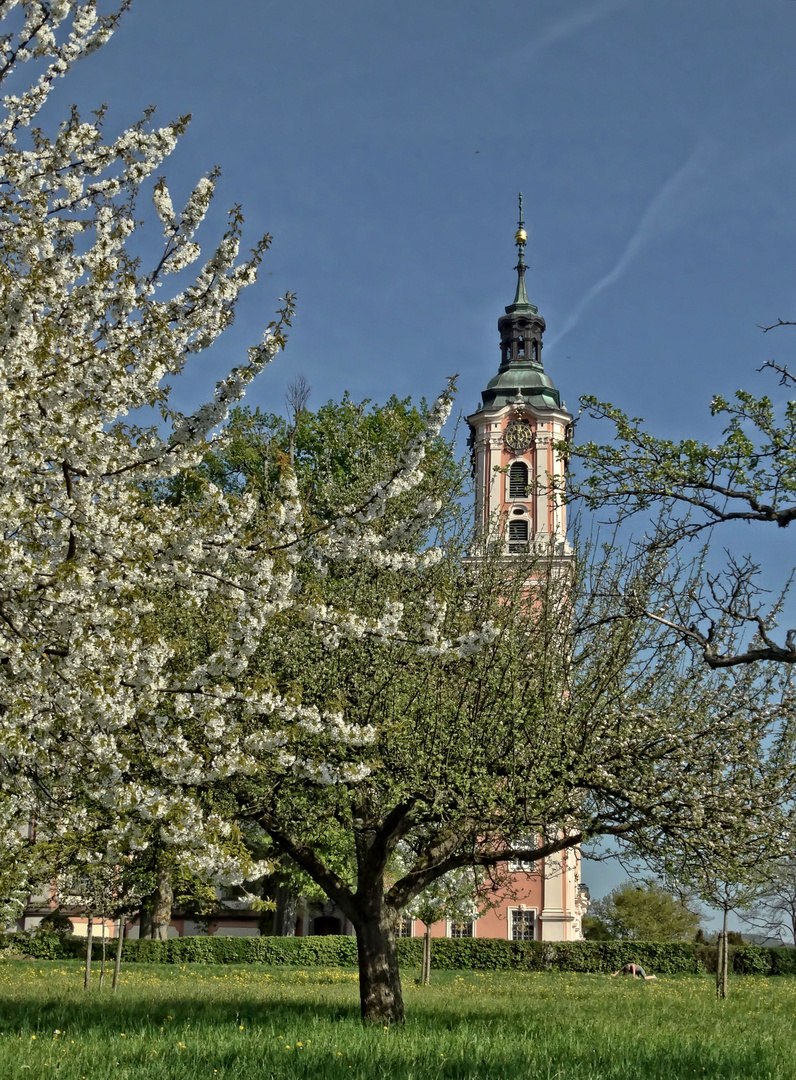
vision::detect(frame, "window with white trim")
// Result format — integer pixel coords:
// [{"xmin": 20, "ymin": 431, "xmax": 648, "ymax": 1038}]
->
[
  {"xmin": 396, "ymin": 916, "xmax": 414, "ymax": 938},
  {"xmin": 510, "ymin": 908, "xmax": 536, "ymax": 940},
  {"xmin": 508, "ymin": 461, "xmax": 528, "ymax": 499},
  {"xmin": 508, "ymin": 836, "xmax": 538, "ymax": 873},
  {"xmin": 448, "ymin": 919, "xmax": 474, "ymax": 938},
  {"xmin": 508, "ymin": 519, "xmax": 528, "ymax": 553}
]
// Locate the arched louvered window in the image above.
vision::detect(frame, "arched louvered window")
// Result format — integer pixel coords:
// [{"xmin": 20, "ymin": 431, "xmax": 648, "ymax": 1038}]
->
[
  {"xmin": 508, "ymin": 519, "xmax": 528, "ymax": 553},
  {"xmin": 508, "ymin": 461, "xmax": 528, "ymax": 499}
]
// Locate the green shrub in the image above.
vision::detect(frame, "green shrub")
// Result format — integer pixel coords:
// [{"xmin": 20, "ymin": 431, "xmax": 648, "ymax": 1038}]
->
[
  {"xmin": 768, "ymin": 948, "xmax": 796, "ymax": 976},
  {"xmin": 3, "ymin": 932, "xmax": 794, "ymax": 975},
  {"xmin": 0, "ymin": 932, "xmax": 82, "ymax": 959}
]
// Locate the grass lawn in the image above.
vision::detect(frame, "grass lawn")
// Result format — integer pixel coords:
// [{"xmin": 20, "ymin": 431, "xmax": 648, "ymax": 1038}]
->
[{"xmin": 1, "ymin": 960, "xmax": 795, "ymax": 1079}]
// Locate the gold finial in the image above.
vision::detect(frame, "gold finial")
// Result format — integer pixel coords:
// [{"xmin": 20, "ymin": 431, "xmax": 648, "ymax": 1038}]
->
[{"xmin": 514, "ymin": 192, "xmax": 527, "ymax": 265}]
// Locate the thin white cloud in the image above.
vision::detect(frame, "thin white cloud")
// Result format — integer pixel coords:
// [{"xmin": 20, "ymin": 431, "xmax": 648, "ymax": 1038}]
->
[
  {"xmin": 511, "ymin": 0, "xmax": 631, "ymax": 60},
  {"xmin": 548, "ymin": 141, "xmax": 714, "ymax": 348}
]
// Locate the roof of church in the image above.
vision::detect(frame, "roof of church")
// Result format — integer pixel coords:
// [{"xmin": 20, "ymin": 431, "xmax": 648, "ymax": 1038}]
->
[{"xmin": 479, "ymin": 196, "xmax": 561, "ymax": 412}]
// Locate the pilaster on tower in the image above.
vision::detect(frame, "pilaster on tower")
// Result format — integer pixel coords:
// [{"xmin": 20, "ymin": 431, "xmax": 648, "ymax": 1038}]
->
[{"xmin": 466, "ymin": 197, "xmax": 573, "ymax": 562}]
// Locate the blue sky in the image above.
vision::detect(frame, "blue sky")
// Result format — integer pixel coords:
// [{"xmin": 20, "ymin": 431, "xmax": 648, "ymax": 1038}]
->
[{"xmin": 53, "ymin": 0, "xmax": 796, "ymax": 921}]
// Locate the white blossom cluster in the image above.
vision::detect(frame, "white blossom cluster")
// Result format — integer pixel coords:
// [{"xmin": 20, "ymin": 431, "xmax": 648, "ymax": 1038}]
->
[
  {"xmin": 414, "ymin": 594, "xmax": 500, "ymax": 659},
  {"xmin": 0, "ymin": 3, "xmax": 495, "ymax": 905}
]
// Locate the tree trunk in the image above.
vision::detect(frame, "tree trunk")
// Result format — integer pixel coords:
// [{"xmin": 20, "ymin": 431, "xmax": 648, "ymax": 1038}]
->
[
  {"xmin": 152, "ymin": 863, "xmax": 173, "ymax": 940},
  {"xmin": 354, "ymin": 904, "xmax": 404, "ymax": 1024},
  {"xmin": 112, "ymin": 918, "xmax": 125, "ymax": 993},
  {"xmin": 83, "ymin": 916, "xmax": 93, "ymax": 991},
  {"xmin": 716, "ymin": 905, "xmax": 729, "ymax": 1000},
  {"xmin": 138, "ymin": 893, "xmax": 154, "ymax": 940},
  {"xmin": 274, "ymin": 887, "xmax": 297, "ymax": 936}
]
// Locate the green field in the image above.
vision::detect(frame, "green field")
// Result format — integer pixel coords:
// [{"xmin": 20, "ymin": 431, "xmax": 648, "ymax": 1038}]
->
[{"xmin": 2, "ymin": 960, "xmax": 796, "ymax": 1079}]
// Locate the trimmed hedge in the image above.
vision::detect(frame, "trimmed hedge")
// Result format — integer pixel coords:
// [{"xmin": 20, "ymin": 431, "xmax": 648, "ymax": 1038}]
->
[{"xmin": 2, "ymin": 932, "xmax": 794, "ymax": 975}]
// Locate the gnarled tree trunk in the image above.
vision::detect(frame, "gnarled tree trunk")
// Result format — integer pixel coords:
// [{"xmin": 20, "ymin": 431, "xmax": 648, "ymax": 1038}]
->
[{"xmin": 354, "ymin": 898, "xmax": 404, "ymax": 1024}]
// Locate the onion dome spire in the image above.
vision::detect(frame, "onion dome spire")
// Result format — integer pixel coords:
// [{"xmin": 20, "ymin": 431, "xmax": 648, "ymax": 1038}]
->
[{"xmin": 477, "ymin": 195, "xmax": 560, "ymax": 410}]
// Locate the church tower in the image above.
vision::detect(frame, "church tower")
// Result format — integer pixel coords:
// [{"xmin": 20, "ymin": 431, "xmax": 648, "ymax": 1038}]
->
[
  {"xmin": 466, "ymin": 197, "xmax": 573, "ymax": 564},
  {"xmin": 464, "ymin": 200, "xmax": 586, "ymax": 942}
]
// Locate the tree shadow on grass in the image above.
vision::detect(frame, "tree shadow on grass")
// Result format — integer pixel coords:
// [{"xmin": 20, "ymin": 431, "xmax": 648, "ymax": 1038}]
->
[
  {"xmin": 0, "ymin": 999, "xmax": 790, "ymax": 1077},
  {"xmin": 0, "ymin": 990, "xmax": 359, "ymax": 1034}
]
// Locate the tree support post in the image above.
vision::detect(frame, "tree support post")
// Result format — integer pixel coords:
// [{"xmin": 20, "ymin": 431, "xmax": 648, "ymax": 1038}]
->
[
  {"xmin": 83, "ymin": 916, "xmax": 93, "ymax": 991},
  {"xmin": 112, "ymin": 918, "xmax": 125, "ymax": 993}
]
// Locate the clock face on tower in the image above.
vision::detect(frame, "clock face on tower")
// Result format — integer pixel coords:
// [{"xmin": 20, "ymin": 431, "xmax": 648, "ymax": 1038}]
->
[{"xmin": 504, "ymin": 421, "xmax": 533, "ymax": 452}]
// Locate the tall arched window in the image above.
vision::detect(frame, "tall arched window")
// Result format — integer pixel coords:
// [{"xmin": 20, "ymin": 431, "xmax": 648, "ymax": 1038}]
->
[
  {"xmin": 508, "ymin": 519, "xmax": 528, "ymax": 553},
  {"xmin": 531, "ymin": 340, "xmax": 539, "ymax": 362},
  {"xmin": 508, "ymin": 461, "xmax": 528, "ymax": 498},
  {"xmin": 517, "ymin": 337, "xmax": 526, "ymax": 357}
]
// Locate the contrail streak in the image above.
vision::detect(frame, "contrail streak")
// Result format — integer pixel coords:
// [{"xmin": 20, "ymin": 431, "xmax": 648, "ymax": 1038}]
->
[
  {"xmin": 511, "ymin": 0, "xmax": 631, "ymax": 60},
  {"xmin": 548, "ymin": 142, "xmax": 712, "ymax": 349}
]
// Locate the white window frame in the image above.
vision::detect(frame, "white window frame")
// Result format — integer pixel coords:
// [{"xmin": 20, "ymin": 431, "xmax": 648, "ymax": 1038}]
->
[
  {"xmin": 507, "ymin": 460, "xmax": 529, "ymax": 500},
  {"xmin": 508, "ymin": 835, "xmax": 539, "ymax": 873},
  {"xmin": 508, "ymin": 906, "xmax": 537, "ymax": 941},
  {"xmin": 447, "ymin": 917, "xmax": 476, "ymax": 939},
  {"xmin": 395, "ymin": 915, "xmax": 414, "ymax": 938}
]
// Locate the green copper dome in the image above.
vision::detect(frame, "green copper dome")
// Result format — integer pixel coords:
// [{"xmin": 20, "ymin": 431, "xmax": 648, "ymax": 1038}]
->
[{"xmin": 483, "ymin": 361, "xmax": 560, "ymax": 410}]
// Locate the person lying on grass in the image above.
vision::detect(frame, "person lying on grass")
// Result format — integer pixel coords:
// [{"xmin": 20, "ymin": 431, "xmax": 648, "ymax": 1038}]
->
[{"xmin": 611, "ymin": 963, "xmax": 657, "ymax": 981}]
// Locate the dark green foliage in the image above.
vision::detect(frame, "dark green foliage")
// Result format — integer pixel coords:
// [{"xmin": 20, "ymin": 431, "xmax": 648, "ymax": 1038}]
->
[
  {"xmin": 768, "ymin": 947, "xmax": 796, "ymax": 975},
  {"xmin": 0, "ymin": 933, "xmax": 82, "ymax": 959},
  {"xmin": 36, "ymin": 908, "xmax": 74, "ymax": 935},
  {"xmin": 196, "ymin": 397, "xmax": 463, "ymax": 527},
  {"xmin": 582, "ymin": 915, "xmax": 614, "ymax": 940},
  {"xmin": 695, "ymin": 944, "xmax": 770, "ymax": 976},
  {"xmin": 4, "ymin": 933, "xmax": 794, "ymax": 974},
  {"xmin": 121, "ymin": 934, "xmax": 362, "ymax": 967}
]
